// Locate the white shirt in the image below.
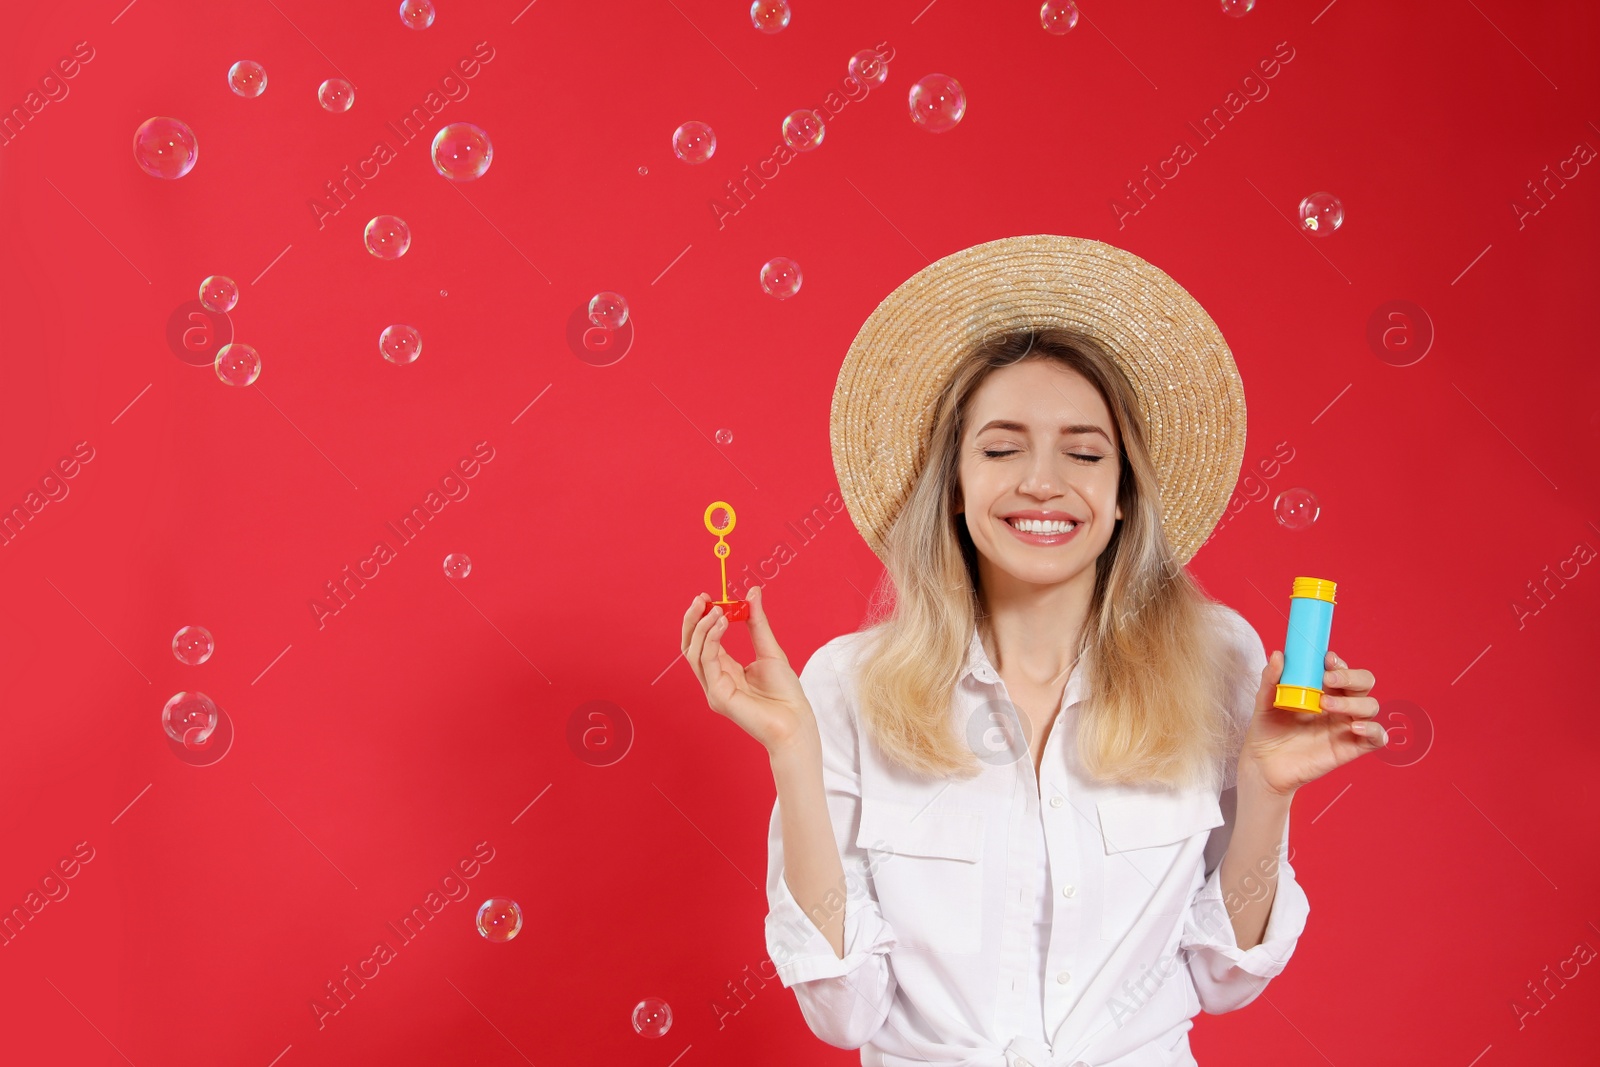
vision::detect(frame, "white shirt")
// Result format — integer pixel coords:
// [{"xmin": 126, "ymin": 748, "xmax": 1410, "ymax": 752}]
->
[{"xmin": 764, "ymin": 602, "xmax": 1310, "ymax": 1066}]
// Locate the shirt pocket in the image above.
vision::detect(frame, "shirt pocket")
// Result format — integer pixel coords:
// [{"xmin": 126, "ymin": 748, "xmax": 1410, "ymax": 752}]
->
[
  {"xmin": 1096, "ymin": 788, "xmax": 1224, "ymax": 942},
  {"xmin": 856, "ymin": 796, "xmax": 987, "ymax": 956}
]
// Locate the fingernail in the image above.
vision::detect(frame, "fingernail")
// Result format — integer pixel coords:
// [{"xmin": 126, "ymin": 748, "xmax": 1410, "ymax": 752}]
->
[{"xmin": 1350, "ymin": 721, "xmax": 1365, "ymax": 737}]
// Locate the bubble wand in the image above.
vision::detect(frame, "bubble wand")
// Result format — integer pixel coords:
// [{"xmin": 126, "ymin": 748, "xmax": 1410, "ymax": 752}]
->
[{"xmin": 700, "ymin": 500, "xmax": 749, "ymax": 621}]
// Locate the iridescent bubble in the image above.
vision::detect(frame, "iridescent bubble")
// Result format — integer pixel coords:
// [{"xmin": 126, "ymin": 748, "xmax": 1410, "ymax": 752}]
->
[
  {"xmin": 162, "ymin": 691, "xmax": 219, "ymax": 747},
  {"xmin": 133, "ymin": 117, "xmax": 198, "ymax": 179},
  {"xmin": 781, "ymin": 109, "xmax": 825, "ymax": 152},
  {"xmin": 638, "ymin": 165, "xmax": 648, "ymax": 175},
  {"xmin": 1040, "ymin": 1, "xmax": 1080, "ymax": 33},
  {"xmin": 1273, "ymin": 487, "xmax": 1320, "ymax": 530},
  {"xmin": 476, "ymin": 898, "xmax": 523, "ymax": 942},
  {"xmin": 909, "ymin": 74, "xmax": 967, "ymax": 133},
  {"xmin": 849, "ymin": 49, "xmax": 888, "ymax": 87},
  {"xmin": 399, "ymin": 0, "xmax": 436, "ymax": 29},
  {"xmin": 632, "ymin": 997, "xmax": 673, "ymax": 1038},
  {"xmin": 199, "ymin": 275, "xmax": 238, "ymax": 313},
  {"xmin": 172, "ymin": 625, "xmax": 215, "ymax": 666},
  {"xmin": 443, "ymin": 553, "xmax": 471, "ymax": 579},
  {"xmin": 364, "ymin": 215, "xmax": 411, "ymax": 259},
  {"xmin": 215, "ymin": 343, "xmax": 261, "ymax": 386},
  {"xmin": 228, "ymin": 60, "xmax": 267, "ymax": 98},
  {"xmin": 318, "ymin": 78, "xmax": 355, "ymax": 113},
  {"xmin": 431, "ymin": 122, "xmax": 493, "ymax": 181},
  {"xmin": 750, "ymin": 0, "xmax": 790, "ymax": 33},
  {"xmin": 380, "ymin": 325, "xmax": 422, "ymax": 364},
  {"xmin": 1221, "ymin": 0, "xmax": 1256, "ymax": 16},
  {"xmin": 672, "ymin": 121, "xmax": 716, "ymax": 165},
  {"xmin": 760, "ymin": 257, "xmax": 802, "ymax": 300},
  {"xmin": 1299, "ymin": 192, "xmax": 1344, "ymax": 236},
  {"xmin": 715, "ymin": 428, "xmax": 733, "ymax": 445},
  {"xmin": 588, "ymin": 291, "xmax": 629, "ymax": 330}
]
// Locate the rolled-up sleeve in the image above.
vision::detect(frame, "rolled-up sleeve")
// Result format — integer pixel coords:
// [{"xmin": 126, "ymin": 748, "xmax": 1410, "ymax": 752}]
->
[
  {"xmin": 763, "ymin": 637, "xmax": 898, "ymax": 1049},
  {"xmin": 1180, "ymin": 807, "xmax": 1309, "ymax": 1013}
]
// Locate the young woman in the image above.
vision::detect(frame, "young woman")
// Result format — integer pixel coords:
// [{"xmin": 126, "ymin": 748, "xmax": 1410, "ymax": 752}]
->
[{"xmin": 680, "ymin": 238, "xmax": 1382, "ymax": 1067}]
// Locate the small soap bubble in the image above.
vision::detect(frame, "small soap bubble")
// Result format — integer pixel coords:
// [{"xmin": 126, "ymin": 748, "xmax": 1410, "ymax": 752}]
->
[
  {"xmin": 431, "ymin": 122, "xmax": 493, "ymax": 181},
  {"xmin": 228, "ymin": 60, "xmax": 267, "ymax": 97},
  {"xmin": 588, "ymin": 291, "xmax": 629, "ymax": 330},
  {"xmin": 1273, "ymin": 487, "xmax": 1320, "ymax": 530},
  {"xmin": 443, "ymin": 553, "xmax": 471, "ymax": 579},
  {"xmin": 199, "ymin": 275, "xmax": 238, "ymax": 313},
  {"xmin": 364, "ymin": 215, "xmax": 411, "ymax": 259},
  {"xmin": 172, "ymin": 625, "xmax": 215, "ymax": 666},
  {"xmin": 632, "ymin": 997, "xmax": 673, "ymax": 1038},
  {"xmin": 760, "ymin": 257, "xmax": 802, "ymax": 300},
  {"xmin": 638, "ymin": 165, "xmax": 648, "ymax": 175},
  {"xmin": 1298, "ymin": 192, "xmax": 1343, "ymax": 236},
  {"xmin": 672, "ymin": 121, "xmax": 716, "ymax": 165},
  {"xmin": 909, "ymin": 74, "xmax": 967, "ymax": 133},
  {"xmin": 715, "ymin": 428, "xmax": 733, "ymax": 445},
  {"xmin": 1220, "ymin": 0, "xmax": 1256, "ymax": 16},
  {"xmin": 215, "ymin": 343, "xmax": 260, "ymax": 386},
  {"xmin": 476, "ymin": 898, "xmax": 523, "ymax": 942},
  {"xmin": 318, "ymin": 78, "xmax": 355, "ymax": 113},
  {"xmin": 162, "ymin": 691, "xmax": 219, "ymax": 747},
  {"xmin": 1040, "ymin": 1, "xmax": 1080, "ymax": 33},
  {"xmin": 133, "ymin": 117, "xmax": 198, "ymax": 179},
  {"xmin": 399, "ymin": 0, "xmax": 436, "ymax": 29},
  {"xmin": 781, "ymin": 109, "xmax": 825, "ymax": 152},
  {"xmin": 379, "ymin": 324, "xmax": 422, "ymax": 364},
  {"xmin": 849, "ymin": 49, "xmax": 888, "ymax": 87},
  {"xmin": 750, "ymin": 0, "xmax": 790, "ymax": 33}
]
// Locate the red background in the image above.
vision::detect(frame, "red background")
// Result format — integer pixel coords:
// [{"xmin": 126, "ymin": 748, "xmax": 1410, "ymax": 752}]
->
[{"xmin": 2, "ymin": 1, "xmax": 1597, "ymax": 1064}]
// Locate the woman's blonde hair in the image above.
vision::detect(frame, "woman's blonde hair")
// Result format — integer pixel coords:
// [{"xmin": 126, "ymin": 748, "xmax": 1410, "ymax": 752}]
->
[{"xmin": 852, "ymin": 326, "xmax": 1237, "ymax": 790}]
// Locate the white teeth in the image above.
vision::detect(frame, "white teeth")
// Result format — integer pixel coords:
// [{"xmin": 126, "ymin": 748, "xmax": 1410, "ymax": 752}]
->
[{"xmin": 1009, "ymin": 518, "xmax": 1078, "ymax": 534}]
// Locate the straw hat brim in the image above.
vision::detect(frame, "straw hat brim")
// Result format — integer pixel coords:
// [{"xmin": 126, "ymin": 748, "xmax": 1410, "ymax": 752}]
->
[{"xmin": 830, "ymin": 234, "xmax": 1246, "ymax": 568}]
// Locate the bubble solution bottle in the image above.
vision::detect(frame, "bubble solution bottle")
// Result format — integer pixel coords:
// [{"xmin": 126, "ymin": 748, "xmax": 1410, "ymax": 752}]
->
[{"xmin": 1273, "ymin": 577, "xmax": 1337, "ymax": 714}]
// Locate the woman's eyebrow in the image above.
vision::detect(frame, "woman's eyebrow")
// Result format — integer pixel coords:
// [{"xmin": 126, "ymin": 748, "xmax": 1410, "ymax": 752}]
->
[{"xmin": 974, "ymin": 419, "xmax": 1112, "ymax": 443}]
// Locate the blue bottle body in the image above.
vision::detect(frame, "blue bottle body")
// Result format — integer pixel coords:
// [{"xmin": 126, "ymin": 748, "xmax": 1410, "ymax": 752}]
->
[{"xmin": 1282, "ymin": 596, "xmax": 1334, "ymax": 692}]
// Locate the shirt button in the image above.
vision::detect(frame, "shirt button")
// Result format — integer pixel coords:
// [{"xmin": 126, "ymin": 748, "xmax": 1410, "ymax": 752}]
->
[
  {"xmin": 1056, "ymin": 970, "xmax": 1071, "ymax": 984},
  {"xmin": 1049, "ymin": 795, "xmax": 1064, "ymax": 808},
  {"xmin": 1062, "ymin": 883, "xmax": 1076, "ymax": 898}
]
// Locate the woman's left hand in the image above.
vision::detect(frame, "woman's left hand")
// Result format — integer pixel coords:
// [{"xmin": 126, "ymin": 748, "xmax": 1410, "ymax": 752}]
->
[{"xmin": 1240, "ymin": 648, "xmax": 1385, "ymax": 797}]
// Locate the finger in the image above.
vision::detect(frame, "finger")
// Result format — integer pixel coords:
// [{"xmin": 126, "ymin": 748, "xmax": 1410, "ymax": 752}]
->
[
  {"xmin": 1255, "ymin": 650, "xmax": 1284, "ymax": 712},
  {"xmin": 686, "ymin": 604, "xmax": 720, "ymax": 689},
  {"xmin": 1326, "ymin": 649, "xmax": 1346, "ymax": 669},
  {"xmin": 745, "ymin": 586, "xmax": 788, "ymax": 664},
  {"xmin": 1319, "ymin": 694, "xmax": 1380, "ymax": 719},
  {"xmin": 680, "ymin": 593, "xmax": 712, "ymax": 654},
  {"xmin": 698, "ymin": 607, "xmax": 732, "ymax": 700},
  {"xmin": 1324, "ymin": 666, "xmax": 1375, "ymax": 694},
  {"xmin": 1349, "ymin": 718, "xmax": 1388, "ymax": 749}
]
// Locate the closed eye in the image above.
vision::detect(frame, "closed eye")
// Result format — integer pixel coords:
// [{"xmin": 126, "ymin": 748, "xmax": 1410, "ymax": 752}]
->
[{"xmin": 982, "ymin": 449, "xmax": 1104, "ymax": 463}]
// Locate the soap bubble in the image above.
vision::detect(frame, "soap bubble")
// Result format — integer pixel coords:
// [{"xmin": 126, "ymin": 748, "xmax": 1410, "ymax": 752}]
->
[
  {"xmin": 849, "ymin": 49, "xmax": 888, "ymax": 87},
  {"xmin": 638, "ymin": 165, "xmax": 648, "ymax": 175},
  {"xmin": 760, "ymin": 257, "xmax": 802, "ymax": 300},
  {"xmin": 1221, "ymin": 0, "xmax": 1256, "ymax": 16},
  {"xmin": 431, "ymin": 122, "xmax": 493, "ymax": 180},
  {"xmin": 715, "ymin": 428, "xmax": 733, "ymax": 445},
  {"xmin": 318, "ymin": 78, "xmax": 354, "ymax": 113},
  {"xmin": 632, "ymin": 997, "xmax": 673, "ymax": 1038},
  {"xmin": 588, "ymin": 291, "xmax": 629, "ymax": 330},
  {"xmin": 750, "ymin": 0, "xmax": 790, "ymax": 33},
  {"xmin": 228, "ymin": 60, "xmax": 267, "ymax": 97},
  {"xmin": 399, "ymin": 0, "xmax": 435, "ymax": 29},
  {"xmin": 162, "ymin": 691, "xmax": 219, "ymax": 747},
  {"xmin": 199, "ymin": 275, "xmax": 238, "ymax": 313},
  {"xmin": 909, "ymin": 74, "xmax": 967, "ymax": 133},
  {"xmin": 215, "ymin": 343, "xmax": 261, "ymax": 386},
  {"xmin": 364, "ymin": 215, "xmax": 411, "ymax": 259},
  {"xmin": 672, "ymin": 120, "xmax": 716, "ymax": 165},
  {"xmin": 443, "ymin": 553, "xmax": 471, "ymax": 579},
  {"xmin": 1273, "ymin": 487, "xmax": 1320, "ymax": 530},
  {"xmin": 379, "ymin": 325, "xmax": 422, "ymax": 364},
  {"xmin": 133, "ymin": 117, "xmax": 198, "ymax": 179},
  {"xmin": 172, "ymin": 625, "xmax": 215, "ymax": 666},
  {"xmin": 1299, "ymin": 192, "xmax": 1343, "ymax": 236},
  {"xmin": 781, "ymin": 109, "xmax": 825, "ymax": 152},
  {"xmin": 476, "ymin": 898, "xmax": 523, "ymax": 942},
  {"xmin": 1040, "ymin": 1, "xmax": 1080, "ymax": 33}
]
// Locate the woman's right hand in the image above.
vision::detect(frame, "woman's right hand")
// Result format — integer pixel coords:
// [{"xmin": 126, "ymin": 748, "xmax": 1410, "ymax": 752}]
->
[{"xmin": 681, "ymin": 585, "xmax": 818, "ymax": 756}]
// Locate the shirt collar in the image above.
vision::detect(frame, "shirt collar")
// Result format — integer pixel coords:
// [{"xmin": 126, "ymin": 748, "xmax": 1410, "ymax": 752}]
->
[{"xmin": 962, "ymin": 623, "xmax": 1090, "ymax": 709}]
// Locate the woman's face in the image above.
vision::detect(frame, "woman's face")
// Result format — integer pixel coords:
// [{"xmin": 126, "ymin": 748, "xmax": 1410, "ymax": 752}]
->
[{"xmin": 956, "ymin": 359, "xmax": 1124, "ymax": 590}]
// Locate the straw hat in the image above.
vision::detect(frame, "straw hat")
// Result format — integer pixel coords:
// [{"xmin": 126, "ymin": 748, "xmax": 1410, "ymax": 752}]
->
[{"xmin": 830, "ymin": 234, "xmax": 1246, "ymax": 567}]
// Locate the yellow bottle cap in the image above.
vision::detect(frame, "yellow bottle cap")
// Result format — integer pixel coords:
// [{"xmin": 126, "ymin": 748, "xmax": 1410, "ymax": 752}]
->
[
  {"xmin": 1274, "ymin": 684, "xmax": 1325, "ymax": 714},
  {"xmin": 1291, "ymin": 577, "xmax": 1337, "ymax": 603}
]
